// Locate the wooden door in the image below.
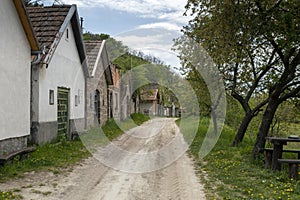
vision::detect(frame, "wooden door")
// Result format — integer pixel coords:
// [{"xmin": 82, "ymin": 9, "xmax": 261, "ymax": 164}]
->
[{"xmin": 57, "ymin": 88, "xmax": 69, "ymax": 136}]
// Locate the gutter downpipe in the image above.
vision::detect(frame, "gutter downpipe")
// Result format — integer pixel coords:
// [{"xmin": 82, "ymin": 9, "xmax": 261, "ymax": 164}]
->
[{"xmin": 31, "ymin": 46, "xmax": 46, "ymax": 65}]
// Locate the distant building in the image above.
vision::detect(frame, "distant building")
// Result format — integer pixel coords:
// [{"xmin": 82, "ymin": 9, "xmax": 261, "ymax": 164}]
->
[
  {"xmin": 120, "ymin": 80, "xmax": 133, "ymax": 120},
  {"xmin": 109, "ymin": 64, "xmax": 121, "ymax": 121},
  {"xmin": 85, "ymin": 40, "xmax": 113, "ymax": 127},
  {"xmin": 139, "ymin": 88, "xmax": 161, "ymax": 116}
]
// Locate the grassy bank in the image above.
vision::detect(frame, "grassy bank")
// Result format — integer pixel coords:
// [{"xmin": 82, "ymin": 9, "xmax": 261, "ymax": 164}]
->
[
  {"xmin": 0, "ymin": 113, "xmax": 150, "ymax": 198},
  {"xmin": 177, "ymin": 117, "xmax": 300, "ymax": 199},
  {"xmin": 0, "ymin": 139, "xmax": 90, "ymax": 183},
  {"xmin": 80, "ymin": 113, "xmax": 150, "ymax": 149},
  {"xmin": 102, "ymin": 113, "xmax": 150, "ymax": 141}
]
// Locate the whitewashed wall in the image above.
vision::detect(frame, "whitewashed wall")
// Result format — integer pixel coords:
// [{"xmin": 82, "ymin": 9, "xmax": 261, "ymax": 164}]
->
[
  {"xmin": 139, "ymin": 102, "xmax": 155, "ymax": 115},
  {"xmin": 0, "ymin": 0, "xmax": 31, "ymax": 140},
  {"xmin": 38, "ymin": 23, "xmax": 85, "ymax": 123}
]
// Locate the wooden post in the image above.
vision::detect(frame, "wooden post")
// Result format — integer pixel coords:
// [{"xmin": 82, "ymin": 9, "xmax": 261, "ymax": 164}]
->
[
  {"xmin": 272, "ymin": 143, "xmax": 283, "ymax": 171},
  {"xmin": 288, "ymin": 163, "xmax": 298, "ymax": 180},
  {"xmin": 265, "ymin": 150, "xmax": 273, "ymax": 169}
]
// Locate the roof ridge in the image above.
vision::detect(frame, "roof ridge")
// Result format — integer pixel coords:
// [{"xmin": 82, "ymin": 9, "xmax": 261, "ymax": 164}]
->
[
  {"xmin": 44, "ymin": 5, "xmax": 72, "ymax": 8},
  {"xmin": 84, "ymin": 40, "xmax": 103, "ymax": 43}
]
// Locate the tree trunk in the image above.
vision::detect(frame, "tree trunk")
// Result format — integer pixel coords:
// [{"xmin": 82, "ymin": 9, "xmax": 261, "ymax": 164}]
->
[
  {"xmin": 211, "ymin": 108, "xmax": 217, "ymax": 135},
  {"xmin": 253, "ymin": 99, "xmax": 280, "ymax": 158},
  {"xmin": 232, "ymin": 112, "xmax": 254, "ymax": 146}
]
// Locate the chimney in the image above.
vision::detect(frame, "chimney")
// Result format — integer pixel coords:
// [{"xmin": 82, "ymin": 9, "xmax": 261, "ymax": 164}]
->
[{"xmin": 80, "ymin": 17, "xmax": 84, "ymax": 31}]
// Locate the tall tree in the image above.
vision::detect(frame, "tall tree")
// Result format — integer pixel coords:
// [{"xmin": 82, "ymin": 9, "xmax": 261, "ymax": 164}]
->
[
  {"xmin": 174, "ymin": 16, "xmax": 273, "ymax": 144},
  {"xmin": 83, "ymin": 32, "xmax": 110, "ymax": 41},
  {"xmin": 174, "ymin": 35, "xmax": 226, "ymax": 135},
  {"xmin": 181, "ymin": 0, "xmax": 300, "ymax": 156},
  {"xmin": 251, "ymin": 0, "xmax": 300, "ymax": 156}
]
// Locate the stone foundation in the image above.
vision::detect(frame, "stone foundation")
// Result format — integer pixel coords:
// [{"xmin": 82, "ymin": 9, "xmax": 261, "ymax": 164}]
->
[
  {"xmin": 0, "ymin": 135, "xmax": 28, "ymax": 155},
  {"xmin": 30, "ymin": 121, "xmax": 58, "ymax": 145},
  {"xmin": 69, "ymin": 118, "xmax": 85, "ymax": 139},
  {"xmin": 31, "ymin": 118, "xmax": 85, "ymax": 145}
]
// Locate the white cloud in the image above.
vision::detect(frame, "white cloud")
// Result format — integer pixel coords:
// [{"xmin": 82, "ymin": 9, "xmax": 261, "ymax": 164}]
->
[
  {"xmin": 114, "ymin": 28, "xmax": 178, "ymax": 50},
  {"xmin": 57, "ymin": 0, "xmax": 187, "ymax": 69},
  {"xmin": 158, "ymin": 11, "xmax": 190, "ymax": 24},
  {"xmin": 115, "ymin": 28, "xmax": 181, "ymax": 69},
  {"xmin": 137, "ymin": 22, "xmax": 181, "ymax": 31},
  {"xmin": 62, "ymin": 0, "xmax": 189, "ymax": 24},
  {"xmin": 115, "ymin": 34, "xmax": 166, "ymax": 50}
]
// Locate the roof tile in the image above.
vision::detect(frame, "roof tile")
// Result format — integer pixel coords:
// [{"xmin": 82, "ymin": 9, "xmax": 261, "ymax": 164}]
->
[
  {"xmin": 26, "ymin": 6, "xmax": 71, "ymax": 53},
  {"xmin": 84, "ymin": 41, "xmax": 103, "ymax": 75}
]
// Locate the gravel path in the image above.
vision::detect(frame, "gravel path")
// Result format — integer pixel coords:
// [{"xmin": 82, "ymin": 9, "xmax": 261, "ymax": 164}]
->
[{"xmin": 0, "ymin": 118, "xmax": 206, "ymax": 200}]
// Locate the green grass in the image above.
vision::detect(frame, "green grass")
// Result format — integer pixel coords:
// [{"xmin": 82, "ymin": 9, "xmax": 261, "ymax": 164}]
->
[
  {"xmin": 177, "ymin": 118, "xmax": 300, "ymax": 200},
  {"xmin": 0, "ymin": 191, "xmax": 23, "ymax": 200},
  {"xmin": 80, "ymin": 113, "xmax": 150, "ymax": 149},
  {"xmin": 103, "ymin": 113, "xmax": 150, "ymax": 140},
  {"xmin": 0, "ymin": 139, "xmax": 90, "ymax": 183},
  {"xmin": 130, "ymin": 113, "xmax": 151, "ymax": 125}
]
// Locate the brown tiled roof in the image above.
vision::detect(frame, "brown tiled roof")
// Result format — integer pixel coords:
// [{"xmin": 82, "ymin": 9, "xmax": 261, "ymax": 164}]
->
[
  {"xmin": 140, "ymin": 89, "xmax": 159, "ymax": 101},
  {"xmin": 13, "ymin": 0, "xmax": 40, "ymax": 51},
  {"xmin": 26, "ymin": 6, "xmax": 71, "ymax": 53},
  {"xmin": 84, "ymin": 40, "xmax": 103, "ymax": 75}
]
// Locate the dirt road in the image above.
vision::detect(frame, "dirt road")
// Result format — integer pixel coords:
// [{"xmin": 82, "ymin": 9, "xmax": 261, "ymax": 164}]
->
[{"xmin": 0, "ymin": 118, "xmax": 206, "ymax": 200}]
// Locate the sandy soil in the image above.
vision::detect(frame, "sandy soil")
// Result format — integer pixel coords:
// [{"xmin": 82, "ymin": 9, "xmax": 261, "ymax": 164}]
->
[{"xmin": 0, "ymin": 118, "xmax": 206, "ymax": 200}]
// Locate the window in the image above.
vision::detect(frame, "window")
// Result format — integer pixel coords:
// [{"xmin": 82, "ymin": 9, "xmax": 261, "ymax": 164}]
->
[
  {"xmin": 75, "ymin": 95, "xmax": 78, "ymax": 107},
  {"xmin": 49, "ymin": 90, "xmax": 54, "ymax": 105},
  {"xmin": 78, "ymin": 89, "xmax": 81, "ymax": 104}
]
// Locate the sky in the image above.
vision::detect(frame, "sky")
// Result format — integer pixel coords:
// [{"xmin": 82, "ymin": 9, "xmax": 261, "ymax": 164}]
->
[{"xmin": 43, "ymin": 0, "xmax": 192, "ymax": 70}]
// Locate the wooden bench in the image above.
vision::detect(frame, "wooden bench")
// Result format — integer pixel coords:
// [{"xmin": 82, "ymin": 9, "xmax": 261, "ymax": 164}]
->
[
  {"xmin": 278, "ymin": 159, "xmax": 300, "ymax": 180},
  {"xmin": 0, "ymin": 146, "xmax": 36, "ymax": 166},
  {"xmin": 263, "ymin": 148, "xmax": 300, "ymax": 169}
]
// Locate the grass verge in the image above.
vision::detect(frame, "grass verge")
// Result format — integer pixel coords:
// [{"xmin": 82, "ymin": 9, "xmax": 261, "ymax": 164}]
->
[
  {"xmin": 177, "ymin": 117, "xmax": 300, "ymax": 199},
  {"xmin": 0, "ymin": 139, "xmax": 90, "ymax": 199},
  {"xmin": 0, "ymin": 139, "xmax": 90, "ymax": 183},
  {"xmin": 103, "ymin": 113, "xmax": 150, "ymax": 141},
  {"xmin": 80, "ymin": 113, "xmax": 150, "ymax": 149}
]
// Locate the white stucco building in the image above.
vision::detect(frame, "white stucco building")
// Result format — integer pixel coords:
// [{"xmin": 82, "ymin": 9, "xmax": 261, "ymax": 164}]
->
[
  {"xmin": 139, "ymin": 88, "xmax": 161, "ymax": 116},
  {"xmin": 0, "ymin": 0, "xmax": 40, "ymax": 154},
  {"xmin": 27, "ymin": 5, "xmax": 88, "ymax": 144}
]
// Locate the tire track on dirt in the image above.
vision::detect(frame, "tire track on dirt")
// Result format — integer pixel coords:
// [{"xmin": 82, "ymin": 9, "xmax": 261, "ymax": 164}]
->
[{"xmin": 0, "ymin": 118, "xmax": 206, "ymax": 200}]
